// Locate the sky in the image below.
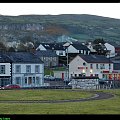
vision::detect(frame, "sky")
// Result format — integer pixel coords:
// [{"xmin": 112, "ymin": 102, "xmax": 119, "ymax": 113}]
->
[{"xmin": 0, "ymin": 3, "xmax": 120, "ymax": 19}]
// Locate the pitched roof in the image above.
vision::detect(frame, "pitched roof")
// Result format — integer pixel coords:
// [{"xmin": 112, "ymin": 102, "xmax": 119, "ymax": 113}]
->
[
  {"xmin": 34, "ymin": 50, "xmax": 58, "ymax": 57},
  {"xmin": 79, "ymin": 54, "xmax": 113, "ymax": 63},
  {"xmin": 71, "ymin": 43, "xmax": 90, "ymax": 51},
  {"xmin": 41, "ymin": 43, "xmax": 66, "ymax": 50},
  {"xmin": 0, "ymin": 52, "xmax": 12, "ymax": 63},
  {"xmin": 6, "ymin": 52, "xmax": 43, "ymax": 63}
]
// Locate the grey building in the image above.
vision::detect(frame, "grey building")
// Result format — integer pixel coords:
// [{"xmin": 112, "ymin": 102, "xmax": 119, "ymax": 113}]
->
[{"xmin": 34, "ymin": 50, "xmax": 59, "ymax": 67}]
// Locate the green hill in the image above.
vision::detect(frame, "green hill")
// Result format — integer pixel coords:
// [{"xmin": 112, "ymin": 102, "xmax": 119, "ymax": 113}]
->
[{"xmin": 0, "ymin": 14, "xmax": 120, "ymax": 44}]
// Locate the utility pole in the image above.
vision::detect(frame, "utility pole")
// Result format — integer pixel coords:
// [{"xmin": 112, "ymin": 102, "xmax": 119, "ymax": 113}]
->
[{"xmin": 67, "ymin": 47, "xmax": 69, "ymax": 85}]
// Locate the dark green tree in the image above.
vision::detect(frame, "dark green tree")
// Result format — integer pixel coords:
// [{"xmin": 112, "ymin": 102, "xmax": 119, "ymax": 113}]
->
[
  {"xmin": 92, "ymin": 38, "xmax": 107, "ymax": 55},
  {"xmin": 93, "ymin": 38, "xmax": 105, "ymax": 45}
]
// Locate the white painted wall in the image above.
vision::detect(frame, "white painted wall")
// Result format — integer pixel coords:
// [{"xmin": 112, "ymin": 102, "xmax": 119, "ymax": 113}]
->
[
  {"xmin": 0, "ymin": 63, "xmax": 11, "ymax": 76},
  {"xmin": 105, "ymin": 43, "xmax": 115, "ymax": 57},
  {"xmin": 36, "ymin": 44, "xmax": 47, "ymax": 51},
  {"xmin": 66, "ymin": 45, "xmax": 79, "ymax": 53},
  {"xmin": 12, "ymin": 63, "xmax": 44, "ymax": 87},
  {"xmin": 69, "ymin": 55, "xmax": 113, "ymax": 79}
]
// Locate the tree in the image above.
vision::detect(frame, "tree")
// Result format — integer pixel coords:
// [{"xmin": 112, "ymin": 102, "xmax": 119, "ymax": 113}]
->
[
  {"xmin": 92, "ymin": 38, "xmax": 107, "ymax": 55},
  {"xmin": 0, "ymin": 42, "xmax": 7, "ymax": 52},
  {"xmin": 93, "ymin": 38, "xmax": 105, "ymax": 45},
  {"xmin": 7, "ymin": 47, "xmax": 16, "ymax": 52},
  {"xmin": 17, "ymin": 43, "xmax": 28, "ymax": 52}
]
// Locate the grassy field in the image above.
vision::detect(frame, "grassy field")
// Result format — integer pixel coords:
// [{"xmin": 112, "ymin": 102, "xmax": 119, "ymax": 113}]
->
[
  {"xmin": 0, "ymin": 89, "xmax": 120, "ymax": 114},
  {"xmin": 0, "ymin": 89, "xmax": 92, "ymax": 100}
]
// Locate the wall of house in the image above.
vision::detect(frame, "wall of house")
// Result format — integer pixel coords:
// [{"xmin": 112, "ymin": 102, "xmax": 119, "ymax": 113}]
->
[
  {"xmin": 67, "ymin": 45, "xmax": 79, "ymax": 53},
  {"xmin": 41, "ymin": 56, "xmax": 58, "ymax": 67},
  {"xmin": 36, "ymin": 44, "xmax": 46, "ymax": 51},
  {"xmin": 69, "ymin": 55, "xmax": 113, "ymax": 79},
  {"xmin": 105, "ymin": 43, "xmax": 115, "ymax": 58},
  {"xmin": 12, "ymin": 63, "xmax": 44, "ymax": 87}
]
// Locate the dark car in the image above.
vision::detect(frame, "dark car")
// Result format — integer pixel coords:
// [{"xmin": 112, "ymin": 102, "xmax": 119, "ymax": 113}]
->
[{"xmin": 1, "ymin": 84, "xmax": 21, "ymax": 89}]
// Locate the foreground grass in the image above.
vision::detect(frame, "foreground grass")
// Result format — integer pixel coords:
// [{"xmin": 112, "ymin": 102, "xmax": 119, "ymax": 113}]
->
[
  {"xmin": 0, "ymin": 89, "xmax": 120, "ymax": 114},
  {"xmin": 0, "ymin": 89, "xmax": 92, "ymax": 100}
]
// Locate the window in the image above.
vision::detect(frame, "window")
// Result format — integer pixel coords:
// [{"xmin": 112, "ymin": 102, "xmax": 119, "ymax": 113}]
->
[
  {"xmin": 35, "ymin": 65, "xmax": 40, "ymax": 73},
  {"xmin": 109, "ymin": 64, "xmax": 111, "ymax": 69},
  {"xmin": 25, "ymin": 77, "xmax": 27, "ymax": 84},
  {"xmin": 95, "ymin": 74, "xmax": 99, "ymax": 77},
  {"xmin": 90, "ymin": 64, "xmax": 93, "ymax": 69},
  {"xmin": 0, "ymin": 65, "xmax": 5, "ymax": 74},
  {"xmin": 26, "ymin": 65, "xmax": 31, "ymax": 73},
  {"xmin": 15, "ymin": 65, "xmax": 21, "ymax": 73},
  {"xmin": 81, "ymin": 50, "xmax": 83, "ymax": 54},
  {"xmin": 16, "ymin": 77, "xmax": 21, "ymax": 85},
  {"xmin": 100, "ymin": 64, "xmax": 105, "ymax": 69},
  {"xmin": 83, "ymin": 62, "xmax": 86, "ymax": 66},
  {"xmin": 36, "ymin": 77, "xmax": 40, "ymax": 84},
  {"xmin": 75, "ymin": 74, "xmax": 77, "ymax": 77},
  {"xmin": 96, "ymin": 64, "xmax": 99, "ymax": 69},
  {"xmin": 59, "ymin": 51, "xmax": 63, "ymax": 55}
]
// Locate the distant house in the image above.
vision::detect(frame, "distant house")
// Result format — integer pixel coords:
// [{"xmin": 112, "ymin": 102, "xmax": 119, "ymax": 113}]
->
[
  {"xmin": 0, "ymin": 53, "xmax": 12, "ymax": 87},
  {"xmin": 66, "ymin": 43, "xmax": 90, "ymax": 55},
  {"xmin": 104, "ymin": 43, "xmax": 115, "ymax": 58},
  {"xmin": 36, "ymin": 43, "xmax": 66, "ymax": 56},
  {"xmin": 34, "ymin": 50, "xmax": 59, "ymax": 67},
  {"xmin": 7, "ymin": 52, "xmax": 44, "ymax": 88},
  {"xmin": 69, "ymin": 54, "xmax": 113, "ymax": 79}
]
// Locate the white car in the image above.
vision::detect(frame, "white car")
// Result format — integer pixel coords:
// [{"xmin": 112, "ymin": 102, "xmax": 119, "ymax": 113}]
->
[{"xmin": 44, "ymin": 75, "xmax": 55, "ymax": 80}]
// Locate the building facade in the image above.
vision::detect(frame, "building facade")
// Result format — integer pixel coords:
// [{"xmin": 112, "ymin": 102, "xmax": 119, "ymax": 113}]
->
[
  {"xmin": 69, "ymin": 55, "xmax": 113, "ymax": 79},
  {"xmin": 7, "ymin": 52, "xmax": 44, "ymax": 88}
]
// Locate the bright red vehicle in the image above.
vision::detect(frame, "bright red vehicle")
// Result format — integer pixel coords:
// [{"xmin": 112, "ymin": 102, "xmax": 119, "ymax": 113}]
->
[{"xmin": 1, "ymin": 84, "xmax": 20, "ymax": 89}]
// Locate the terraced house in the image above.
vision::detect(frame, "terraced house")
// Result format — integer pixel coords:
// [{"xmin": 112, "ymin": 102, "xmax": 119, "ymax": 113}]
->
[{"xmin": 0, "ymin": 52, "xmax": 44, "ymax": 88}]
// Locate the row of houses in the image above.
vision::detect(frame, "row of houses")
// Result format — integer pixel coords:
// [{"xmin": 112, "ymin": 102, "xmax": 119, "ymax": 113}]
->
[{"xmin": 1, "ymin": 41, "xmax": 120, "ymax": 89}]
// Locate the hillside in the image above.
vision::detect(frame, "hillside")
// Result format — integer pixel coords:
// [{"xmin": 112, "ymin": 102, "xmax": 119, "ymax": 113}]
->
[{"xmin": 0, "ymin": 14, "xmax": 120, "ymax": 45}]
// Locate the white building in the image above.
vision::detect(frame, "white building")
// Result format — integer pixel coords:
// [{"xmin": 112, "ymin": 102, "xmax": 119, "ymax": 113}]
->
[
  {"xmin": 69, "ymin": 55, "xmax": 113, "ymax": 79},
  {"xmin": 104, "ymin": 43, "xmax": 115, "ymax": 58},
  {"xmin": 66, "ymin": 43, "xmax": 90, "ymax": 55},
  {"xmin": 7, "ymin": 52, "xmax": 44, "ymax": 88},
  {"xmin": 36, "ymin": 43, "xmax": 66, "ymax": 56}
]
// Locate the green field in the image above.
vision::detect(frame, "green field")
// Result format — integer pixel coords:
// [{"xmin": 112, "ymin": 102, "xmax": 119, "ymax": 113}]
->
[{"xmin": 0, "ymin": 89, "xmax": 120, "ymax": 114}]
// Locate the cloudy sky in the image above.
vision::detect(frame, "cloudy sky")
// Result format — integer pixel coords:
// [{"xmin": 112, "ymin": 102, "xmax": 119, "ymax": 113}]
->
[{"xmin": 0, "ymin": 3, "xmax": 120, "ymax": 19}]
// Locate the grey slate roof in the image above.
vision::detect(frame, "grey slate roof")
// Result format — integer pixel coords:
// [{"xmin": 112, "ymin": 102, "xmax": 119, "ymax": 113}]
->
[
  {"xmin": 6, "ymin": 52, "xmax": 43, "ymax": 63},
  {"xmin": 71, "ymin": 43, "xmax": 90, "ymax": 51},
  {"xmin": 0, "ymin": 52, "xmax": 12, "ymax": 63},
  {"xmin": 40, "ymin": 43, "xmax": 66, "ymax": 50},
  {"xmin": 35, "ymin": 50, "xmax": 58, "ymax": 57},
  {"xmin": 79, "ymin": 55, "xmax": 113, "ymax": 63}
]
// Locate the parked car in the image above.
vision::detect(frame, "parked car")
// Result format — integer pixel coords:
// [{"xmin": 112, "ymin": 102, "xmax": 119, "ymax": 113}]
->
[
  {"xmin": 44, "ymin": 75, "xmax": 55, "ymax": 80},
  {"xmin": 1, "ymin": 84, "xmax": 21, "ymax": 89}
]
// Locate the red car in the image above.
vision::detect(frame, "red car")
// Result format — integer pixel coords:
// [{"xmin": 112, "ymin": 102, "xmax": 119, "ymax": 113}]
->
[{"xmin": 1, "ymin": 84, "xmax": 20, "ymax": 89}]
